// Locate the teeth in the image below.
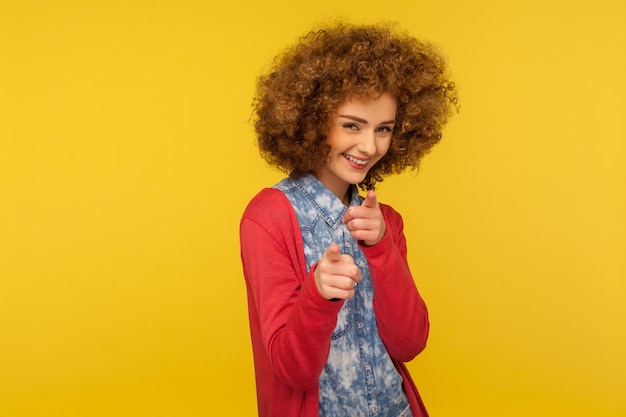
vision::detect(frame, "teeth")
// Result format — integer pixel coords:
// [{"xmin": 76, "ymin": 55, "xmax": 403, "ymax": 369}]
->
[{"xmin": 344, "ymin": 154, "xmax": 368, "ymax": 165}]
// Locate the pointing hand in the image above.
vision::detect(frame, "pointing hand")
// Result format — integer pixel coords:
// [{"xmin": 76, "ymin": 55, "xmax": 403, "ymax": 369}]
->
[
  {"xmin": 342, "ymin": 190, "xmax": 386, "ymax": 246},
  {"xmin": 314, "ymin": 243, "xmax": 362, "ymax": 300}
]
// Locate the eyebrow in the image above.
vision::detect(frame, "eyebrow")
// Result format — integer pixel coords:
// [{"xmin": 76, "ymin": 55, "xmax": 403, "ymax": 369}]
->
[{"xmin": 337, "ymin": 115, "xmax": 396, "ymax": 125}]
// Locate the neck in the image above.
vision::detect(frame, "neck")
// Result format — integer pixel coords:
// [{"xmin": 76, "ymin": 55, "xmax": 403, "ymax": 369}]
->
[
  {"xmin": 310, "ymin": 171, "xmax": 351, "ymax": 206},
  {"xmin": 329, "ymin": 185, "xmax": 351, "ymax": 206},
  {"xmin": 341, "ymin": 187, "xmax": 351, "ymax": 206}
]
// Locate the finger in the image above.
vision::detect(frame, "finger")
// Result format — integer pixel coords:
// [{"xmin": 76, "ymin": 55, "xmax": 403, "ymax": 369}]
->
[
  {"xmin": 325, "ymin": 243, "xmax": 342, "ymax": 262},
  {"xmin": 361, "ymin": 190, "xmax": 378, "ymax": 208},
  {"xmin": 331, "ymin": 276, "xmax": 359, "ymax": 297},
  {"xmin": 347, "ymin": 218, "xmax": 378, "ymax": 232},
  {"xmin": 326, "ymin": 287, "xmax": 356, "ymax": 300},
  {"xmin": 344, "ymin": 277, "xmax": 358, "ymax": 290},
  {"xmin": 342, "ymin": 205, "xmax": 364, "ymax": 224},
  {"xmin": 339, "ymin": 255, "xmax": 361, "ymax": 282},
  {"xmin": 339, "ymin": 253, "xmax": 356, "ymax": 265}
]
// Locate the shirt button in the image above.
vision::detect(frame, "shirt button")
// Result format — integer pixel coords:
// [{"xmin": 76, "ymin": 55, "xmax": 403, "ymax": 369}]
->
[
  {"xmin": 364, "ymin": 364, "xmax": 371, "ymax": 371},
  {"xmin": 345, "ymin": 241, "xmax": 351, "ymax": 247},
  {"xmin": 370, "ymin": 406, "xmax": 378, "ymax": 413},
  {"xmin": 357, "ymin": 322, "xmax": 364, "ymax": 328}
]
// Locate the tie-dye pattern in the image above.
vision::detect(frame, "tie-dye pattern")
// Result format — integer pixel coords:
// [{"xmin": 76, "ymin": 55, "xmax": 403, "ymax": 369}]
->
[{"xmin": 274, "ymin": 174, "xmax": 412, "ymax": 417}]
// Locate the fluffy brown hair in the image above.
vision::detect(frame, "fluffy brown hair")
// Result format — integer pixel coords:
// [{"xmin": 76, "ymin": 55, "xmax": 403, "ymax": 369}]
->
[{"xmin": 252, "ymin": 22, "xmax": 458, "ymax": 189}]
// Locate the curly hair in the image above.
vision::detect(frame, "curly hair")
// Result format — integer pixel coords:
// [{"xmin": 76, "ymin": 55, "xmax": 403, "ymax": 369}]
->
[{"xmin": 252, "ymin": 21, "xmax": 458, "ymax": 189}]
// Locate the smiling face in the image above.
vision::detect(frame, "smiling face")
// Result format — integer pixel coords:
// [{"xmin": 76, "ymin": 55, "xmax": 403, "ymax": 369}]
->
[{"xmin": 313, "ymin": 92, "xmax": 397, "ymax": 202}]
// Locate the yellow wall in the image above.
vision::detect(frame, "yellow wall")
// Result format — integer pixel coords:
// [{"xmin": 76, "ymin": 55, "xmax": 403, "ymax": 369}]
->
[{"xmin": 1, "ymin": 0, "xmax": 624, "ymax": 416}]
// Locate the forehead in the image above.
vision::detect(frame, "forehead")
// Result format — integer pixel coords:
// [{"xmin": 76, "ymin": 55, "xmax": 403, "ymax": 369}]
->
[{"xmin": 334, "ymin": 93, "xmax": 398, "ymax": 119}]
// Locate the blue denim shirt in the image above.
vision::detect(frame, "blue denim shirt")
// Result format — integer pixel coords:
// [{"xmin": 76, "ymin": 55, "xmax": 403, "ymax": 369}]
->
[{"xmin": 274, "ymin": 174, "xmax": 412, "ymax": 417}]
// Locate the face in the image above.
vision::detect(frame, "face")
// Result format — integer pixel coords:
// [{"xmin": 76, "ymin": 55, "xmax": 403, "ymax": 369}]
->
[{"xmin": 313, "ymin": 92, "xmax": 397, "ymax": 201}]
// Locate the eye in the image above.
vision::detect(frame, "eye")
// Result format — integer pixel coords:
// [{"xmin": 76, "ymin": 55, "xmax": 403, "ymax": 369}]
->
[
  {"xmin": 342, "ymin": 123, "xmax": 360, "ymax": 131},
  {"xmin": 376, "ymin": 125, "xmax": 394, "ymax": 135}
]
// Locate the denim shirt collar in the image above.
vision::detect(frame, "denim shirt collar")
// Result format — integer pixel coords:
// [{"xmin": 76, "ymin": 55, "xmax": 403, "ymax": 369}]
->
[{"xmin": 291, "ymin": 173, "xmax": 362, "ymax": 230}]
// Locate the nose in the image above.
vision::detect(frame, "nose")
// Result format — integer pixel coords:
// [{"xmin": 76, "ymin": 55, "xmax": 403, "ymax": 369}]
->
[{"xmin": 356, "ymin": 130, "xmax": 376, "ymax": 156}]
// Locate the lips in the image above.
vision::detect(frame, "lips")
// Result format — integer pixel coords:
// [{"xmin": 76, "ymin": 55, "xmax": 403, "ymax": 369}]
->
[{"xmin": 342, "ymin": 153, "xmax": 369, "ymax": 168}]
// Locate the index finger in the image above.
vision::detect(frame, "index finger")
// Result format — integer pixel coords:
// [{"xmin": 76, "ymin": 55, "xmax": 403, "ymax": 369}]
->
[
  {"xmin": 361, "ymin": 190, "xmax": 378, "ymax": 209},
  {"xmin": 324, "ymin": 243, "xmax": 342, "ymax": 262}
]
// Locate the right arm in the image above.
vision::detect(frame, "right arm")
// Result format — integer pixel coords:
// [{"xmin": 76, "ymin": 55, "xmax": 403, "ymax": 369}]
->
[{"xmin": 240, "ymin": 191, "xmax": 343, "ymax": 390}]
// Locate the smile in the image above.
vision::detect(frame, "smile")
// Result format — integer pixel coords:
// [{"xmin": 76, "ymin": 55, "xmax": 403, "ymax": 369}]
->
[{"xmin": 342, "ymin": 154, "xmax": 369, "ymax": 166}]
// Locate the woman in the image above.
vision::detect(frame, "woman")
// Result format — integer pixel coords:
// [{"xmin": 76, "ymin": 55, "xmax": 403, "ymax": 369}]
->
[{"xmin": 240, "ymin": 22, "xmax": 457, "ymax": 417}]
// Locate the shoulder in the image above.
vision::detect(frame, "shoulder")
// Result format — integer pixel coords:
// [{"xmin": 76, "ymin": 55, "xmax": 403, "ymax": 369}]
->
[
  {"xmin": 244, "ymin": 187, "xmax": 289, "ymax": 212},
  {"xmin": 379, "ymin": 201, "xmax": 405, "ymax": 231},
  {"xmin": 379, "ymin": 201, "xmax": 403, "ymax": 221},
  {"xmin": 240, "ymin": 188, "xmax": 305, "ymax": 256},
  {"xmin": 241, "ymin": 188, "xmax": 297, "ymax": 231}
]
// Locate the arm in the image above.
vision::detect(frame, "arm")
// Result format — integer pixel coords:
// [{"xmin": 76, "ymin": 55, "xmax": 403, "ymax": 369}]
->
[
  {"xmin": 240, "ymin": 190, "xmax": 343, "ymax": 390},
  {"xmin": 359, "ymin": 205, "xmax": 429, "ymax": 362}
]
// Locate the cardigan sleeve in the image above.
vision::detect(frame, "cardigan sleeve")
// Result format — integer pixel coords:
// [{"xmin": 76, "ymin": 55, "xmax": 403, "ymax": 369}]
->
[
  {"xmin": 359, "ymin": 203, "xmax": 430, "ymax": 362},
  {"xmin": 240, "ymin": 189, "xmax": 344, "ymax": 390}
]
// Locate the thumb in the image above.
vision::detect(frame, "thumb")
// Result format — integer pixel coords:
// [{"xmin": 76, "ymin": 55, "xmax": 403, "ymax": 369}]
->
[
  {"xmin": 361, "ymin": 190, "xmax": 378, "ymax": 208},
  {"xmin": 325, "ymin": 243, "xmax": 342, "ymax": 262}
]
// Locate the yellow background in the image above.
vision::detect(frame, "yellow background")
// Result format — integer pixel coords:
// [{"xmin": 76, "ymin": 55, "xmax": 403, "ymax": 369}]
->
[{"xmin": 1, "ymin": 0, "xmax": 624, "ymax": 416}]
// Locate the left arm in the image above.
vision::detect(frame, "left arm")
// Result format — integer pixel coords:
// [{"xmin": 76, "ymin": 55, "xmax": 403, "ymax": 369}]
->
[
  {"xmin": 343, "ymin": 191, "xmax": 429, "ymax": 361},
  {"xmin": 360, "ymin": 207, "xmax": 429, "ymax": 362}
]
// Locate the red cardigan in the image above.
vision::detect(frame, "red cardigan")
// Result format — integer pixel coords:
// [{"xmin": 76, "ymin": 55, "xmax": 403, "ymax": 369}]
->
[{"xmin": 240, "ymin": 188, "xmax": 430, "ymax": 417}]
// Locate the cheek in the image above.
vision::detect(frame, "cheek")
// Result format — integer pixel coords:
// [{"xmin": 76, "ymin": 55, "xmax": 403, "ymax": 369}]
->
[
  {"xmin": 324, "ymin": 132, "xmax": 342, "ymax": 153},
  {"xmin": 378, "ymin": 139, "xmax": 392, "ymax": 156}
]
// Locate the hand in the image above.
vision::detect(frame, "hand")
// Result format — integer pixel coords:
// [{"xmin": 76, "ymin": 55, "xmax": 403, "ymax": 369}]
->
[
  {"xmin": 314, "ymin": 243, "xmax": 362, "ymax": 300},
  {"xmin": 342, "ymin": 190, "xmax": 386, "ymax": 246}
]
